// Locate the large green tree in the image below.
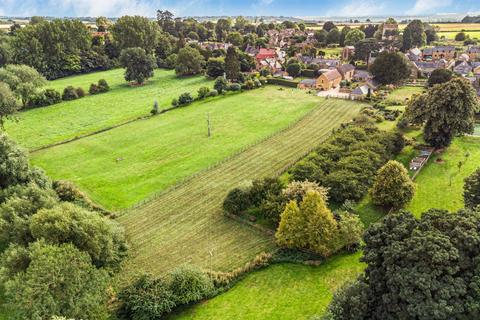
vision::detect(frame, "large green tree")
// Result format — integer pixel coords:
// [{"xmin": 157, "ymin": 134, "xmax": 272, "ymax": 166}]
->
[
  {"xmin": 2, "ymin": 242, "xmax": 109, "ymax": 320},
  {"xmin": 324, "ymin": 209, "xmax": 480, "ymax": 320},
  {"xmin": 175, "ymin": 46, "xmax": 205, "ymax": 76},
  {"xmin": 0, "ymin": 64, "xmax": 46, "ymax": 107},
  {"xmin": 370, "ymin": 52, "xmax": 410, "ymax": 84},
  {"xmin": 225, "ymin": 46, "xmax": 240, "ymax": 80},
  {"xmin": 0, "ymin": 82, "xmax": 17, "ymax": 128},
  {"xmin": 405, "ymin": 78, "xmax": 479, "ymax": 147},
  {"xmin": 119, "ymin": 47, "xmax": 156, "ymax": 84},
  {"xmin": 345, "ymin": 29, "xmax": 366, "ymax": 46},
  {"xmin": 111, "ymin": 16, "xmax": 160, "ymax": 54},
  {"xmin": 402, "ymin": 19, "xmax": 426, "ymax": 50},
  {"xmin": 11, "ymin": 19, "xmax": 92, "ymax": 79},
  {"xmin": 370, "ymin": 160, "xmax": 415, "ymax": 209}
]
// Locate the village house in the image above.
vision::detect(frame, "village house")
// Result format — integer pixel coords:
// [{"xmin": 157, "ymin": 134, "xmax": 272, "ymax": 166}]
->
[
  {"xmin": 422, "ymin": 46, "xmax": 456, "ymax": 61},
  {"xmin": 405, "ymin": 47, "xmax": 422, "ymax": 62},
  {"xmin": 351, "ymin": 84, "xmax": 371, "ymax": 98},
  {"xmin": 411, "ymin": 59, "xmax": 454, "ymax": 78},
  {"xmin": 454, "ymin": 61, "xmax": 473, "ymax": 76},
  {"xmin": 353, "ymin": 70, "xmax": 373, "ymax": 82},
  {"xmin": 297, "ymin": 79, "xmax": 317, "ymax": 90},
  {"xmin": 342, "ymin": 46, "xmax": 355, "ymax": 61},
  {"xmin": 316, "ymin": 69, "xmax": 342, "ymax": 91},
  {"xmin": 466, "ymin": 46, "xmax": 480, "ymax": 61},
  {"xmin": 336, "ymin": 64, "xmax": 355, "ymax": 81}
]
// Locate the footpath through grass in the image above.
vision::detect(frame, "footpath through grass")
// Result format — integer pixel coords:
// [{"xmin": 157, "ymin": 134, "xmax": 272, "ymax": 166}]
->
[
  {"xmin": 5, "ymin": 68, "xmax": 213, "ymax": 150},
  {"xmin": 117, "ymin": 97, "xmax": 363, "ymax": 277},
  {"xmin": 172, "ymin": 253, "xmax": 365, "ymax": 320},
  {"xmin": 31, "ymin": 87, "xmax": 337, "ymax": 210}
]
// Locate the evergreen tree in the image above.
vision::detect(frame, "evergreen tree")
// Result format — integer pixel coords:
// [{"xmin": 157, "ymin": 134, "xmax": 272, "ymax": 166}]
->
[
  {"xmin": 371, "ymin": 160, "xmax": 415, "ymax": 209},
  {"xmin": 225, "ymin": 46, "xmax": 240, "ymax": 81}
]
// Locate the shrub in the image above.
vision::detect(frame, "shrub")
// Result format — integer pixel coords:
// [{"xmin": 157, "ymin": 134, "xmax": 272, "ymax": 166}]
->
[
  {"xmin": 207, "ymin": 89, "xmax": 218, "ymax": 97},
  {"xmin": 197, "ymin": 87, "xmax": 210, "ymax": 99},
  {"xmin": 27, "ymin": 89, "xmax": 61, "ymax": 108},
  {"xmin": 464, "ymin": 168, "xmax": 480, "ymax": 209},
  {"xmin": 178, "ymin": 92, "xmax": 193, "ymax": 106},
  {"xmin": 244, "ymin": 79, "xmax": 255, "ymax": 90},
  {"xmin": 97, "ymin": 79, "xmax": 110, "ymax": 92},
  {"xmin": 223, "ymin": 188, "xmax": 251, "ymax": 214},
  {"xmin": 62, "ymin": 86, "xmax": 78, "ymax": 101},
  {"xmin": 117, "ymin": 274, "xmax": 176, "ymax": 320},
  {"xmin": 214, "ymin": 76, "xmax": 228, "ymax": 94},
  {"xmin": 171, "ymin": 98, "xmax": 178, "ymax": 107},
  {"xmin": 89, "ymin": 83, "xmax": 99, "ymax": 95},
  {"xmin": 75, "ymin": 87, "xmax": 86, "ymax": 98},
  {"xmin": 227, "ymin": 83, "xmax": 241, "ymax": 92},
  {"xmin": 169, "ymin": 265, "xmax": 214, "ymax": 305},
  {"xmin": 151, "ymin": 100, "xmax": 159, "ymax": 115}
]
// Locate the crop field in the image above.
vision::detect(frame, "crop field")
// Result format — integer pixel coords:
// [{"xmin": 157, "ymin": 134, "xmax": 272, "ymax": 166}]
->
[
  {"xmin": 30, "ymin": 87, "xmax": 345, "ymax": 210},
  {"xmin": 5, "ymin": 68, "xmax": 213, "ymax": 150},
  {"xmin": 117, "ymin": 98, "xmax": 363, "ymax": 277},
  {"xmin": 172, "ymin": 253, "xmax": 365, "ymax": 320},
  {"xmin": 438, "ymin": 31, "xmax": 480, "ymax": 39}
]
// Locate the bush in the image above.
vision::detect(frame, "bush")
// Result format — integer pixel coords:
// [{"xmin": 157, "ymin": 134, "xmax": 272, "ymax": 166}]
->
[
  {"xmin": 27, "ymin": 89, "xmax": 62, "ymax": 109},
  {"xmin": 197, "ymin": 87, "xmax": 210, "ymax": 99},
  {"xmin": 214, "ymin": 77, "xmax": 228, "ymax": 94},
  {"xmin": 223, "ymin": 188, "xmax": 251, "ymax": 214},
  {"xmin": 117, "ymin": 274, "xmax": 176, "ymax": 320},
  {"xmin": 207, "ymin": 89, "xmax": 218, "ymax": 97},
  {"xmin": 178, "ymin": 92, "xmax": 193, "ymax": 106},
  {"xmin": 244, "ymin": 79, "xmax": 255, "ymax": 90},
  {"xmin": 464, "ymin": 168, "xmax": 480, "ymax": 209},
  {"xmin": 169, "ymin": 265, "xmax": 214, "ymax": 305},
  {"xmin": 227, "ymin": 83, "xmax": 241, "ymax": 92},
  {"xmin": 151, "ymin": 100, "xmax": 159, "ymax": 115},
  {"xmin": 266, "ymin": 78, "xmax": 298, "ymax": 88},
  {"xmin": 75, "ymin": 87, "xmax": 86, "ymax": 98},
  {"xmin": 97, "ymin": 79, "xmax": 109, "ymax": 92},
  {"xmin": 62, "ymin": 86, "xmax": 78, "ymax": 101},
  {"xmin": 171, "ymin": 98, "xmax": 178, "ymax": 107},
  {"xmin": 89, "ymin": 83, "xmax": 99, "ymax": 95}
]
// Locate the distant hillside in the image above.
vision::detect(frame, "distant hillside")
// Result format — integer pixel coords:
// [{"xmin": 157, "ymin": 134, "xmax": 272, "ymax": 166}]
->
[{"xmin": 462, "ymin": 15, "xmax": 480, "ymax": 23}]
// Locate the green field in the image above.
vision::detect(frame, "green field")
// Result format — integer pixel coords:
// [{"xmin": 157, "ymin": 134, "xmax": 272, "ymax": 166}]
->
[
  {"xmin": 117, "ymin": 97, "xmax": 363, "ymax": 277},
  {"xmin": 438, "ymin": 31, "xmax": 480, "ymax": 40},
  {"xmin": 407, "ymin": 136, "xmax": 480, "ymax": 216},
  {"xmin": 31, "ymin": 87, "xmax": 347, "ymax": 210},
  {"xmin": 387, "ymin": 86, "xmax": 425, "ymax": 103},
  {"xmin": 5, "ymin": 68, "xmax": 213, "ymax": 150},
  {"xmin": 173, "ymin": 253, "xmax": 365, "ymax": 320}
]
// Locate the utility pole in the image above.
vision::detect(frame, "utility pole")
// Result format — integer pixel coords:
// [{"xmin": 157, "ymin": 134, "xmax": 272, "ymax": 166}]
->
[{"xmin": 207, "ymin": 112, "xmax": 211, "ymax": 137}]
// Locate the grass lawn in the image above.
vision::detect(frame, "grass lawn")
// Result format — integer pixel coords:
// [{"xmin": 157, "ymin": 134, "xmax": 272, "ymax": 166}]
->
[
  {"xmin": 172, "ymin": 253, "xmax": 365, "ymax": 320},
  {"xmin": 30, "ymin": 87, "xmax": 342, "ymax": 210},
  {"xmin": 438, "ymin": 31, "xmax": 480, "ymax": 40},
  {"xmin": 117, "ymin": 96, "xmax": 363, "ymax": 276},
  {"xmin": 387, "ymin": 86, "xmax": 425, "ymax": 103},
  {"xmin": 5, "ymin": 68, "xmax": 213, "ymax": 150},
  {"xmin": 406, "ymin": 136, "xmax": 480, "ymax": 216}
]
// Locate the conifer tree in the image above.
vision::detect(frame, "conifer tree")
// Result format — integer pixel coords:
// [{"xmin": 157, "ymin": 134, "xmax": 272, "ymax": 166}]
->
[{"xmin": 225, "ymin": 46, "xmax": 240, "ymax": 81}]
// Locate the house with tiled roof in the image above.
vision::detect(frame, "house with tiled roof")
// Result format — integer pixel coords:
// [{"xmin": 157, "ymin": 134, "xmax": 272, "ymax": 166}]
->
[
  {"xmin": 466, "ymin": 46, "xmax": 480, "ymax": 61},
  {"xmin": 353, "ymin": 70, "xmax": 373, "ymax": 82},
  {"xmin": 316, "ymin": 69, "xmax": 342, "ymax": 91},
  {"xmin": 422, "ymin": 46, "xmax": 456, "ymax": 60},
  {"xmin": 336, "ymin": 64, "xmax": 355, "ymax": 81},
  {"xmin": 454, "ymin": 61, "xmax": 473, "ymax": 76}
]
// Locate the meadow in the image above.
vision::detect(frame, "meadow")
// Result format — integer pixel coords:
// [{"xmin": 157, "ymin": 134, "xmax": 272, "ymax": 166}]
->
[
  {"xmin": 172, "ymin": 253, "xmax": 365, "ymax": 320},
  {"xmin": 5, "ymin": 68, "xmax": 213, "ymax": 150},
  {"xmin": 31, "ymin": 86, "xmax": 341, "ymax": 210},
  {"xmin": 117, "ymin": 98, "xmax": 363, "ymax": 276},
  {"xmin": 387, "ymin": 86, "xmax": 425, "ymax": 103}
]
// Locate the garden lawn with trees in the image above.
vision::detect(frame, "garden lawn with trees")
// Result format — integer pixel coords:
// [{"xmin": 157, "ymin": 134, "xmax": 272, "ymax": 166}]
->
[
  {"xmin": 387, "ymin": 86, "xmax": 424, "ymax": 104},
  {"xmin": 5, "ymin": 68, "xmax": 213, "ymax": 150}
]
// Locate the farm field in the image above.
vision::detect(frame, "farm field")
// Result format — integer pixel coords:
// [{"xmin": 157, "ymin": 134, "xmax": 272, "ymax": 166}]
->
[
  {"xmin": 5, "ymin": 68, "xmax": 213, "ymax": 150},
  {"xmin": 438, "ymin": 31, "xmax": 480, "ymax": 39},
  {"xmin": 117, "ymin": 97, "xmax": 363, "ymax": 276},
  {"xmin": 406, "ymin": 136, "xmax": 480, "ymax": 216},
  {"xmin": 172, "ymin": 253, "xmax": 365, "ymax": 320},
  {"xmin": 30, "ymin": 86, "xmax": 342, "ymax": 210}
]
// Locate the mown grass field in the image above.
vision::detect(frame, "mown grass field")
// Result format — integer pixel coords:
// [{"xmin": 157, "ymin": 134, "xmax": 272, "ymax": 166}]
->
[
  {"xmin": 117, "ymin": 97, "xmax": 363, "ymax": 277},
  {"xmin": 5, "ymin": 68, "xmax": 213, "ymax": 150},
  {"xmin": 30, "ymin": 87, "xmax": 343, "ymax": 210},
  {"xmin": 438, "ymin": 31, "xmax": 480, "ymax": 39},
  {"xmin": 387, "ymin": 86, "xmax": 425, "ymax": 103},
  {"xmin": 172, "ymin": 253, "xmax": 365, "ymax": 320}
]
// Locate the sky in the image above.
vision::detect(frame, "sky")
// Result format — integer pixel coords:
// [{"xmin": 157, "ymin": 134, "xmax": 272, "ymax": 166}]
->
[{"xmin": 0, "ymin": 0, "xmax": 479, "ymax": 18}]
